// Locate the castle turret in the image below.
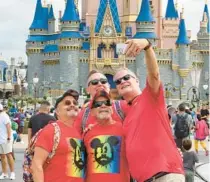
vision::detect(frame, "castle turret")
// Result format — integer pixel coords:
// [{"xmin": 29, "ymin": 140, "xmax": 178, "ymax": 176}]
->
[
  {"xmin": 134, "ymin": 0, "xmax": 157, "ymax": 43},
  {"xmin": 29, "ymin": 0, "xmax": 48, "ymax": 35},
  {"xmin": 162, "ymin": 0, "xmax": 181, "ymax": 49},
  {"xmin": 59, "ymin": 0, "xmax": 83, "ymax": 91},
  {"xmin": 197, "ymin": 1, "xmax": 210, "ymax": 100},
  {"xmin": 203, "ymin": 0, "xmax": 210, "ymax": 33},
  {"xmin": 26, "ymin": 0, "xmax": 48, "ymax": 90},
  {"xmin": 48, "ymin": 4, "xmax": 56, "ymax": 34},
  {"xmin": 176, "ymin": 10, "xmax": 191, "ymax": 100},
  {"xmin": 134, "ymin": 0, "xmax": 156, "ymax": 89}
]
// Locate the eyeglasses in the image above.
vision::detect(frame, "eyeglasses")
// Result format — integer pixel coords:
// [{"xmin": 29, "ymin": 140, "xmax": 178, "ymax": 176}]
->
[
  {"xmin": 92, "ymin": 100, "xmax": 112, "ymax": 108},
  {"xmin": 88, "ymin": 78, "xmax": 108, "ymax": 86},
  {"xmin": 114, "ymin": 74, "xmax": 135, "ymax": 85},
  {"xmin": 64, "ymin": 100, "xmax": 78, "ymax": 106}
]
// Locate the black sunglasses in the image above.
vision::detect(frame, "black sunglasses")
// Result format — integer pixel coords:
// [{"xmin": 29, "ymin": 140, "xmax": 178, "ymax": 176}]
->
[
  {"xmin": 92, "ymin": 100, "xmax": 112, "ymax": 108},
  {"xmin": 114, "ymin": 74, "xmax": 135, "ymax": 85},
  {"xmin": 88, "ymin": 78, "xmax": 108, "ymax": 86}
]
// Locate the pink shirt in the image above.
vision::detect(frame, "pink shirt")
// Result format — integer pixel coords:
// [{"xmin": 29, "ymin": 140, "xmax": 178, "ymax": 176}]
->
[{"xmin": 195, "ymin": 120, "xmax": 207, "ymax": 140}]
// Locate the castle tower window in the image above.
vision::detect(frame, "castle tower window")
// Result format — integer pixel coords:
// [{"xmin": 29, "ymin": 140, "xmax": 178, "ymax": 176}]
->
[{"xmin": 40, "ymin": 29, "xmax": 42, "ymax": 31}]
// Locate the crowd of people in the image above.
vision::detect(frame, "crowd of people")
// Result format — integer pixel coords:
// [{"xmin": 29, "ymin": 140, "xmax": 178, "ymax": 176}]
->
[{"xmin": 0, "ymin": 38, "xmax": 209, "ymax": 182}]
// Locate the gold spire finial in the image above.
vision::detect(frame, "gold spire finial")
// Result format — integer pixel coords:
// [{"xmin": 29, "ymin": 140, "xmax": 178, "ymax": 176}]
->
[
  {"xmin": 90, "ymin": 20, "xmax": 94, "ymax": 36},
  {"xmin": 205, "ymin": 0, "xmax": 208, "ymax": 4}
]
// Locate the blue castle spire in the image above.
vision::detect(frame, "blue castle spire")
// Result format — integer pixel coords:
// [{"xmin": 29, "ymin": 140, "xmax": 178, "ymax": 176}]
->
[
  {"xmin": 95, "ymin": 0, "xmax": 121, "ymax": 33},
  {"xmin": 165, "ymin": 0, "xmax": 179, "ymax": 19},
  {"xmin": 61, "ymin": 0, "xmax": 80, "ymax": 22},
  {"xmin": 203, "ymin": 1, "xmax": 209, "ymax": 32},
  {"xmin": 48, "ymin": 5, "xmax": 55, "ymax": 20},
  {"xmin": 136, "ymin": 0, "xmax": 155, "ymax": 22},
  {"xmin": 176, "ymin": 12, "xmax": 190, "ymax": 45},
  {"xmin": 30, "ymin": 0, "xmax": 48, "ymax": 30},
  {"xmin": 134, "ymin": 0, "xmax": 156, "ymax": 39}
]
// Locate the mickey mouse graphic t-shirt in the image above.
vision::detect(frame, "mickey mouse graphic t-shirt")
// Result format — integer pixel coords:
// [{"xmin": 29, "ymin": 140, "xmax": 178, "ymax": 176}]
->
[
  {"xmin": 35, "ymin": 121, "xmax": 85, "ymax": 182},
  {"xmin": 83, "ymin": 122, "xmax": 130, "ymax": 182}
]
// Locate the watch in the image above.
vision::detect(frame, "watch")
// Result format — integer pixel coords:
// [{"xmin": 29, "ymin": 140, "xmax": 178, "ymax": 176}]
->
[{"xmin": 144, "ymin": 39, "xmax": 152, "ymax": 51}]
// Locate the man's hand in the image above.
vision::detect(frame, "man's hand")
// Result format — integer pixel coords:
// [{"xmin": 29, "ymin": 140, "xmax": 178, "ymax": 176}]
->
[{"xmin": 124, "ymin": 39, "xmax": 149, "ymax": 57}]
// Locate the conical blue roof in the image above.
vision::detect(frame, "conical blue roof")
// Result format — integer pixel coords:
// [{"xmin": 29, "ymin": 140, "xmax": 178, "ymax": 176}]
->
[
  {"xmin": 95, "ymin": 0, "xmax": 121, "ymax": 33},
  {"xmin": 48, "ymin": 5, "xmax": 55, "ymax": 20},
  {"xmin": 203, "ymin": 2, "xmax": 210, "ymax": 32},
  {"xmin": 165, "ymin": 0, "xmax": 179, "ymax": 19},
  {"xmin": 30, "ymin": 0, "xmax": 48, "ymax": 30},
  {"xmin": 61, "ymin": 0, "xmax": 80, "ymax": 22},
  {"xmin": 136, "ymin": 0, "xmax": 155, "ymax": 22},
  {"xmin": 176, "ymin": 16, "xmax": 190, "ymax": 45},
  {"xmin": 203, "ymin": 3, "xmax": 209, "ymax": 20}
]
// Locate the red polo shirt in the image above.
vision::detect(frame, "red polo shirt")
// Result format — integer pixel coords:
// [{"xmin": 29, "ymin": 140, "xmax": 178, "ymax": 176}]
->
[{"xmin": 124, "ymin": 82, "xmax": 184, "ymax": 182}]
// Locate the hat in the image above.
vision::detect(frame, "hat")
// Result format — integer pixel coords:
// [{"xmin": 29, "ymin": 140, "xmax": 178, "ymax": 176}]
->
[
  {"xmin": 93, "ymin": 90, "xmax": 111, "ymax": 101},
  {"xmin": 55, "ymin": 89, "xmax": 79, "ymax": 108},
  {"xmin": 90, "ymin": 90, "xmax": 111, "ymax": 109},
  {"xmin": 0, "ymin": 104, "xmax": 3, "ymax": 111}
]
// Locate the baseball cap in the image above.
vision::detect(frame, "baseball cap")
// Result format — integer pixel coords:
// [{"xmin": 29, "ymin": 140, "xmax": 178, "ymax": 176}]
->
[
  {"xmin": 93, "ymin": 90, "xmax": 111, "ymax": 101},
  {"xmin": 55, "ymin": 89, "xmax": 79, "ymax": 108},
  {"xmin": 0, "ymin": 104, "xmax": 3, "ymax": 111}
]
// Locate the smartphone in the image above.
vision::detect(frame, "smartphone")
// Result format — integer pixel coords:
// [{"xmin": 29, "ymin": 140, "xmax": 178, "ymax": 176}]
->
[{"xmin": 116, "ymin": 43, "xmax": 127, "ymax": 55}]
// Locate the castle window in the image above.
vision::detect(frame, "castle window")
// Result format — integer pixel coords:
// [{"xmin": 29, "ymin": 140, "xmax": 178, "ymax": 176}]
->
[
  {"xmin": 69, "ymin": 38, "xmax": 72, "ymax": 40},
  {"xmin": 40, "ymin": 29, "xmax": 42, "ymax": 31},
  {"xmin": 69, "ymin": 21, "xmax": 72, "ymax": 23},
  {"xmin": 32, "ymin": 42, "xmax": 35, "ymax": 44},
  {"xmin": 41, "ymin": 42, "xmax": 44, "ymax": 44}
]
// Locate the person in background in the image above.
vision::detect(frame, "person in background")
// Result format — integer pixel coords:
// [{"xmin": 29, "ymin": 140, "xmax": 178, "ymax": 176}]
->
[
  {"xmin": 172, "ymin": 104, "xmax": 192, "ymax": 150},
  {"xmin": 183, "ymin": 139, "xmax": 199, "ymax": 182},
  {"xmin": 0, "ymin": 104, "xmax": 15, "ymax": 180},
  {"xmin": 28, "ymin": 101, "xmax": 56, "ymax": 145},
  {"xmin": 194, "ymin": 114, "xmax": 209, "ymax": 156}
]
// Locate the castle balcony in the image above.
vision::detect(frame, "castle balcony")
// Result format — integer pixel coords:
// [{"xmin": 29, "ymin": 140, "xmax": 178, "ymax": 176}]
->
[{"xmin": 96, "ymin": 58, "xmax": 121, "ymax": 66}]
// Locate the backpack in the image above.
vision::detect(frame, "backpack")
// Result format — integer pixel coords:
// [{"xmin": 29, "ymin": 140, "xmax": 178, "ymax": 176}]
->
[
  {"xmin": 81, "ymin": 100, "xmax": 125, "ymax": 131},
  {"xmin": 23, "ymin": 123, "xmax": 61, "ymax": 182},
  {"xmin": 174, "ymin": 114, "xmax": 189, "ymax": 139}
]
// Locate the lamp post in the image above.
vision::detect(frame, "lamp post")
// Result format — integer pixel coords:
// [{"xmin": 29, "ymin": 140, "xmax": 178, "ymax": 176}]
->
[{"xmin": 33, "ymin": 76, "xmax": 39, "ymax": 111}]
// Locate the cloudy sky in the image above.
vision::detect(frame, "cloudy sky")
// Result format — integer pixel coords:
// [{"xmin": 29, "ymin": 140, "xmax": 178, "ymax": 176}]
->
[{"xmin": 0, "ymin": 0, "xmax": 208, "ymax": 64}]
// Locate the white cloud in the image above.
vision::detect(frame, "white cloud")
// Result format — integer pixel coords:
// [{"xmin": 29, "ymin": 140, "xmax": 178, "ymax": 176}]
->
[{"xmin": 0, "ymin": 0, "xmax": 208, "ymax": 63}]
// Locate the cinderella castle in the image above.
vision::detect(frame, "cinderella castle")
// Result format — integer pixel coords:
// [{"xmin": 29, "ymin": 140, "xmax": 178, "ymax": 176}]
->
[{"xmin": 26, "ymin": 0, "xmax": 209, "ymax": 103}]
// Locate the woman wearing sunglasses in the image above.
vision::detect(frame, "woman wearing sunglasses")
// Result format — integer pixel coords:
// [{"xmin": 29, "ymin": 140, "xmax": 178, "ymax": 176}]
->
[{"xmin": 83, "ymin": 90, "xmax": 130, "ymax": 182}]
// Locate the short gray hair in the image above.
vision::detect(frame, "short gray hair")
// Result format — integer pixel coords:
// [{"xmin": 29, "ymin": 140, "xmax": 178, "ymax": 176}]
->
[{"xmin": 114, "ymin": 68, "xmax": 137, "ymax": 81}]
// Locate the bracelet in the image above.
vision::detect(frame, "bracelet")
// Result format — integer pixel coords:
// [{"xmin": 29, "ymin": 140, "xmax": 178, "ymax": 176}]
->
[{"xmin": 144, "ymin": 39, "xmax": 152, "ymax": 51}]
